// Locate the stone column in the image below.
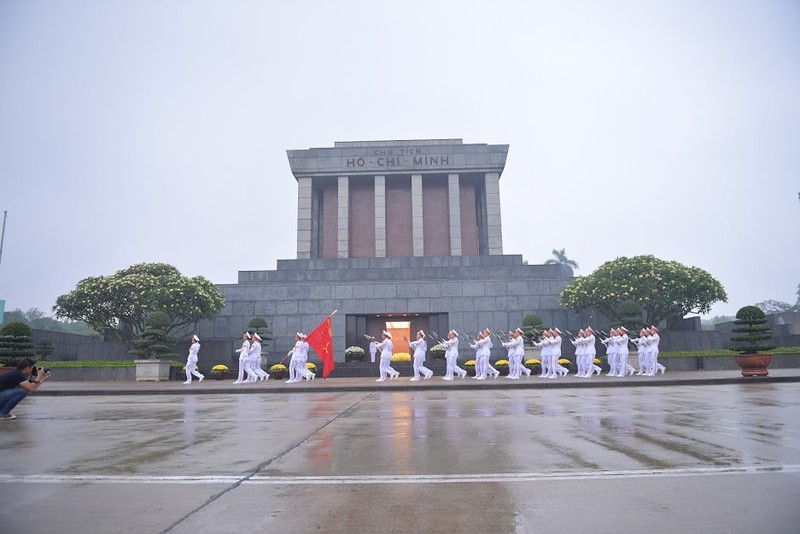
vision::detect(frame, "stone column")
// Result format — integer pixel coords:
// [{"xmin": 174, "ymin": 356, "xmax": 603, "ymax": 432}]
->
[
  {"xmin": 337, "ymin": 176, "xmax": 349, "ymax": 259},
  {"xmin": 448, "ymin": 173, "xmax": 462, "ymax": 256},
  {"xmin": 374, "ymin": 175, "xmax": 386, "ymax": 257},
  {"xmin": 296, "ymin": 176, "xmax": 312, "ymax": 259},
  {"xmin": 484, "ymin": 172, "xmax": 503, "ymax": 255},
  {"xmin": 411, "ymin": 174, "xmax": 424, "ymax": 257}
]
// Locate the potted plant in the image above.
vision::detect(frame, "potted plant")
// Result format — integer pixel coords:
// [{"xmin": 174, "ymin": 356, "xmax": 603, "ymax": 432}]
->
[
  {"xmin": 464, "ymin": 359, "xmax": 476, "ymax": 376},
  {"xmin": 558, "ymin": 358, "xmax": 577, "ymax": 374},
  {"xmin": 269, "ymin": 363, "xmax": 287, "ymax": 379},
  {"xmin": 210, "ymin": 364, "xmax": 229, "ymax": 380},
  {"xmin": 345, "ymin": 346, "xmax": 365, "ymax": 362},
  {"xmin": 730, "ymin": 305, "xmax": 775, "ymax": 377},
  {"xmin": 524, "ymin": 358, "xmax": 541, "ymax": 375},
  {"xmin": 130, "ymin": 311, "xmax": 178, "ymax": 381},
  {"xmin": 493, "ymin": 359, "xmax": 509, "ymax": 376},
  {"xmin": 429, "ymin": 343, "xmax": 446, "ymax": 360}
]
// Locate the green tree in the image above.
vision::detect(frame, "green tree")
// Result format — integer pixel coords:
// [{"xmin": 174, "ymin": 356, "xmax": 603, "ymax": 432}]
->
[
  {"xmin": 612, "ymin": 299, "xmax": 646, "ymax": 331},
  {"xmin": 560, "ymin": 255, "xmax": 727, "ymax": 329},
  {"xmin": 521, "ymin": 313, "xmax": 548, "ymax": 344},
  {"xmin": 730, "ymin": 306, "xmax": 775, "ymax": 354},
  {"xmin": 129, "ymin": 311, "xmax": 179, "ymax": 360},
  {"xmin": 35, "ymin": 339, "xmax": 55, "ymax": 360},
  {"xmin": 545, "ymin": 248, "xmax": 579, "ymax": 276},
  {"xmin": 756, "ymin": 283, "xmax": 800, "ymax": 314},
  {"xmin": 0, "ymin": 321, "xmax": 35, "ymax": 365},
  {"xmin": 1, "ymin": 307, "xmax": 98, "ymax": 336},
  {"xmin": 53, "ymin": 263, "xmax": 225, "ymax": 349},
  {"xmin": 247, "ymin": 317, "xmax": 273, "ymax": 340}
]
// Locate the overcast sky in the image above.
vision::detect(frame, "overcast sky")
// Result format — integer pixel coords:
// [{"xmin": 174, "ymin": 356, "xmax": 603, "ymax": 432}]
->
[{"xmin": 1, "ymin": 0, "xmax": 798, "ymax": 321}]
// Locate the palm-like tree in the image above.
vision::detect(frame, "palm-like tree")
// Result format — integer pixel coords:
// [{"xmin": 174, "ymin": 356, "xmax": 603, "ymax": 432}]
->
[{"xmin": 545, "ymin": 248, "xmax": 579, "ymax": 276}]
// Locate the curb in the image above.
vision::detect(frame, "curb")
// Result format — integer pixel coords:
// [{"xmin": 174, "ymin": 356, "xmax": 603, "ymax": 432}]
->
[{"xmin": 36, "ymin": 374, "xmax": 800, "ymax": 396}]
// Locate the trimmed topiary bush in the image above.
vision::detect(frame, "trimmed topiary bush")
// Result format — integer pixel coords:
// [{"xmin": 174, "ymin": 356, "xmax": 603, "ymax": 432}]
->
[
  {"xmin": 0, "ymin": 320, "xmax": 35, "ymax": 365},
  {"xmin": 730, "ymin": 305, "xmax": 776, "ymax": 354}
]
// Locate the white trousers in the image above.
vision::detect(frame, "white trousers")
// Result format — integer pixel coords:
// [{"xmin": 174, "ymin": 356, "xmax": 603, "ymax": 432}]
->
[
  {"xmin": 185, "ymin": 358, "xmax": 203, "ymax": 382},
  {"xmin": 413, "ymin": 356, "xmax": 431, "ymax": 379}
]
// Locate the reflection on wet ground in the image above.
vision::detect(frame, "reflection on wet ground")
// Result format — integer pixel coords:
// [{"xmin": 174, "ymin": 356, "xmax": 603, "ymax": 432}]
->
[
  {"xmin": 2, "ymin": 383, "xmax": 799, "ymax": 533},
  {"xmin": 4, "ymin": 383, "xmax": 797, "ymax": 479}
]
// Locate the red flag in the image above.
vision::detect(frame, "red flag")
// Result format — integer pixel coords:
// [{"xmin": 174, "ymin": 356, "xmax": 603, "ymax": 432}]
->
[{"xmin": 307, "ymin": 315, "xmax": 334, "ymax": 379}]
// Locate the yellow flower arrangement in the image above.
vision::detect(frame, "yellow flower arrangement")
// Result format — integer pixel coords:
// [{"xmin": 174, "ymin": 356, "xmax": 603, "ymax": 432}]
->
[
  {"xmin": 306, "ymin": 362, "xmax": 317, "ymax": 371},
  {"xmin": 464, "ymin": 359, "xmax": 476, "ymax": 367},
  {"xmin": 593, "ymin": 358, "xmax": 601, "ymax": 365},
  {"xmin": 558, "ymin": 359, "xmax": 571, "ymax": 365},
  {"xmin": 269, "ymin": 363, "xmax": 287, "ymax": 372},
  {"xmin": 390, "ymin": 352, "xmax": 411, "ymax": 363},
  {"xmin": 494, "ymin": 359, "xmax": 509, "ymax": 367},
  {"xmin": 211, "ymin": 364, "xmax": 229, "ymax": 372},
  {"xmin": 525, "ymin": 359, "xmax": 541, "ymax": 365}
]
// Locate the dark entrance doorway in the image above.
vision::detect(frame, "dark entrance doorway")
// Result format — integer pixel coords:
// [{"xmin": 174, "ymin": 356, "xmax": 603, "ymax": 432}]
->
[{"xmin": 345, "ymin": 313, "xmax": 449, "ymax": 354}]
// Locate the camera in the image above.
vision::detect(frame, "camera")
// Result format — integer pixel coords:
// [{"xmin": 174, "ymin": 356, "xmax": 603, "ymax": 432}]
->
[{"xmin": 35, "ymin": 366, "xmax": 50, "ymax": 374}]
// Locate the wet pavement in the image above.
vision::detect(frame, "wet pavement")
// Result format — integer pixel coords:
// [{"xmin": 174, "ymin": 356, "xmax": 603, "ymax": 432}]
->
[{"xmin": 1, "ymin": 376, "xmax": 799, "ymax": 533}]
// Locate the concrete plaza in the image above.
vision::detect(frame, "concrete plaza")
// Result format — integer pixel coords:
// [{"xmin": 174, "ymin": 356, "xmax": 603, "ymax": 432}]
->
[{"xmin": 1, "ymin": 373, "xmax": 799, "ymax": 533}]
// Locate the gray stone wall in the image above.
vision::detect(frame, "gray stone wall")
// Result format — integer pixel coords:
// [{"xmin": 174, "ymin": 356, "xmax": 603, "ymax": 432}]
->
[{"xmin": 196, "ymin": 255, "xmax": 589, "ymax": 363}]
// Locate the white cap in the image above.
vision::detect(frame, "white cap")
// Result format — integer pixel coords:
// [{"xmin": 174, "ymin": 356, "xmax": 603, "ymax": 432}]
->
[
  {"xmin": 417, "ymin": 330, "xmax": 425, "ymax": 338},
  {"xmin": 192, "ymin": 335, "xmax": 200, "ymax": 342},
  {"xmin": 244, "ymin": 332, "xmax": 252, "ymax": 339},
  {"xmin": 382, "ymin": 330, "xmax": 392, "ymax": 339},
  {"xmin": 253, "ymin": 333, "xmax": 262, "ymax": 342},
  {"xmin": 450, "ymin": 330, "xmax": 459, "ymax": 337}
]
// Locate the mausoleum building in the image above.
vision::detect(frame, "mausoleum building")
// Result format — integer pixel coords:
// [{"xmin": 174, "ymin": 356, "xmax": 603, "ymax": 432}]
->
[{"xmin": 199, "ymin": 139, "xmax": 584, "ymax": 359}]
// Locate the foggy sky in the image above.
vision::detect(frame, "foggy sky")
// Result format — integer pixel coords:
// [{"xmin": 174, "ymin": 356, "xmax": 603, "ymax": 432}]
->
[{"xmin": 1, "ymin": 0, "xmax": 798, "ymax": 320}]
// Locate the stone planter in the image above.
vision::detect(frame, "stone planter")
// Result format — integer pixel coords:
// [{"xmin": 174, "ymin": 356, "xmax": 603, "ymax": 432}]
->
[
  {"xmin": 210, "ymin": 371, "xmax": 227, "ymax": 381},
  {"xmin": 734, "ymin": 353, "xmax": 772, "ymax": 377},
  {"xmin": 135, "ymin": 359, "xmax": 171, "ymax": 381}
]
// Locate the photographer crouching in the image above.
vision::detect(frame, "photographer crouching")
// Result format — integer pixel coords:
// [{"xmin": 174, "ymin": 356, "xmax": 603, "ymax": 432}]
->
[{"xmin": 0, "ymin": 358, "xmax": 51, "ymax": 420}]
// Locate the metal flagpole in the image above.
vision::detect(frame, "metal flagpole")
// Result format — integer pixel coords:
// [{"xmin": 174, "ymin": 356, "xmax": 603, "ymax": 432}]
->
[{"xmin": 0, "ymin": 210, "xmax": 7, "ymax": 273}]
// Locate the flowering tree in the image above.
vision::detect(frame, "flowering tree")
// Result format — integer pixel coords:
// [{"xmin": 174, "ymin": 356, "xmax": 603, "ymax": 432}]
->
[
  {"xmin": 559, "ymin": 255, "xmax": 727, "ymax": 329},
  {"xmin": 53, "ymin": 263, "xmax": 225, "ymax": 349}
]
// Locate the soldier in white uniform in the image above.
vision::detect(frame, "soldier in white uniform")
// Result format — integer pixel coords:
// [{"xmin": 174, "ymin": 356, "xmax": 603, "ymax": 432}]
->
[
  {"xmin": 442, "ymin": 330, "xmax": 467, "ymax": 380},
  {"xmin": 183, "ymin": 335, "xmax": 204, "ymax": 384},
  {"xmin": 517, "ymin": 329, "xmax": 531, "ymax": 377},
  {"xmin": 503, "ymin": 330, "xmax": 520, "ymax": 379},
  {"xmin": 618, "ymin": 327, "xmax": 635, "ymax": 377},
  {"xmin": 551, "ymin": 328, "xmax": 568, "ymax": 378},
  {"xmin": 632, "ymin": 328, "xmax": 649, "ymax": 375},
  {"xmin": 483, "ymin": 329, "xmax": 499, "ymax": 378},
  {"xmin": 294, "ymin": 333, "xmax": 315, "ymax": 381},
  {"xmin": 536, "ymin": 330, "xmax": 551, "ymax": 378},
  {"xmin": 586, "ymin": 327, "xmax": 601, "ymax": 376},
  {"xmin": 286, "ymin": 333, "xmax": 303, "ymax": 383},
  {"xmin": 602, "ymin": 328, "xmax": 617, "ymax": 376},
  {"xmin": 409, "ymin": 330, "xmax": 433, "ymax": 381},
  {"xmin": 470, "ymin": 331, "xmax": 489, "ymax": 380},
  {"xmin": 376, "ymin": 330, "xmax": 395, "ymax": 382},
  {"xmin": 647, "ymin": 326, "xmax": 665, "ymax": 375},
  {"xmin": 247, "ymin": 333, "xmax": 269, "ymax": 382},
  {"xmin": 233, "ymin": 332, "xmax": 254, "ymax": 384},
  {"xmin": 572, "ymin": 329, "xmax": 587, "ymax": 377}
]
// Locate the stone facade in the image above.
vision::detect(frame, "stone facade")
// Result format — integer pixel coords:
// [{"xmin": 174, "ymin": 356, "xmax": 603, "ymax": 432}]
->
[
  {"xmin": 200, "ymin": 257, "xmax": 584, "ymax": 364},
  {"xmin": 192, "ymin": 138, "xmax": 593, "ymax": 363}
]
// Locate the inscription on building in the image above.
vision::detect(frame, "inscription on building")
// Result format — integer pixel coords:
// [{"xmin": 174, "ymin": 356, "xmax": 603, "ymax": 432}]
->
[{"xmin": 346, "ymin": 154, "xmax": 450, "ymax": 168}]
